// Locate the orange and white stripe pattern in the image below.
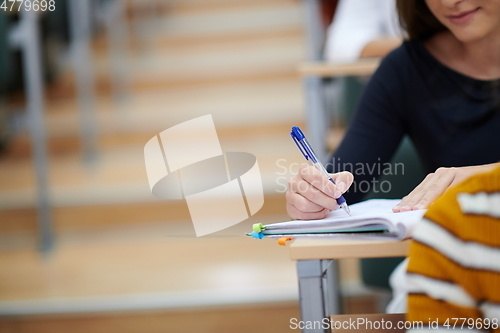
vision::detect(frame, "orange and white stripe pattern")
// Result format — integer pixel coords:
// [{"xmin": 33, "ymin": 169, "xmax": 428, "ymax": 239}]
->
[{"xmin": 406, "ymin": 167, "xmax": 500, "ymax": 332}]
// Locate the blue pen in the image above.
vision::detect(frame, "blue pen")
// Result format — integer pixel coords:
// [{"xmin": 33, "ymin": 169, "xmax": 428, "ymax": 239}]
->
[{"xmin": 290, "ymin": 126, "xmax": 351, "ymax": 216}]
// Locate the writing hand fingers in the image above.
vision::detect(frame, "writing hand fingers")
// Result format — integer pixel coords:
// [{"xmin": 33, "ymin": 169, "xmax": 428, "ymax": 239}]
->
[
  {"xmin": 288, "ymin": 172, "xmax": 340, "ymax": 211},
  {"xmin": 330, "ymin": 171, "xmax": 354, "ymax": 194},
  {"xmin": 286, "ymin": 195, "xmax": 329, "ymax": 220},
  {"xmin": 285, "ymin": 166, "xmax": 354, "ymax": 219}
]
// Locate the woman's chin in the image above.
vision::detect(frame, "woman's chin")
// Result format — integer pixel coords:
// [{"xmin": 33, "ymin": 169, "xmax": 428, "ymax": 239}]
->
[{"xmin": 451, "ymin": 28, "xmax": 489, "ymax": 43}]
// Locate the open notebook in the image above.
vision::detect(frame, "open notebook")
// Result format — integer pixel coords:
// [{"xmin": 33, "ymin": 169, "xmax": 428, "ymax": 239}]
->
[{"xmin": 249, "ymin": 199, "xmax": 426, "ymax": 240}]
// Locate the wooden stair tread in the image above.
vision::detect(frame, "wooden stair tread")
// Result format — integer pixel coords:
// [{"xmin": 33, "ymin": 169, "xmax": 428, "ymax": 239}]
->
[{"xmin": 0, "ymin": 228, "xmax": 297, "ymax": 301}]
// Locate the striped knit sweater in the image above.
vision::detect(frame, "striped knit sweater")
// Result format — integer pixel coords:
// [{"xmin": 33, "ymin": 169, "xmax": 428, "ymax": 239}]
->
[{"xmin": 407, "ymin": 167, "xmax": 500, "ymax": 332}]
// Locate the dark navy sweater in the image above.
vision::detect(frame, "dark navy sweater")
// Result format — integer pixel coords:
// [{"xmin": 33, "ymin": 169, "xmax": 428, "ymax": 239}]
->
[{"xmin": 329, "ymin": 40, "xmax": 500, "ymax": 203}]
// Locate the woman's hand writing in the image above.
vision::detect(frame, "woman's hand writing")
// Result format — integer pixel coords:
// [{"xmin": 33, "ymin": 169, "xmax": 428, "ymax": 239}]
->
[{"xmin": 286, "ymin": 166, "xmax": 354, "ymax": 220}]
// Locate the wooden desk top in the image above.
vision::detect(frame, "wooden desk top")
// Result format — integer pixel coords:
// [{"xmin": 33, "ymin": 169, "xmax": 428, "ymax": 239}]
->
[
  {"xmin": 289, "ymin": 239, "xmax": 411, "ymax": 261},
  {"xmin": 298, "ymin": 58, "xmax": 381, "ymax": 78}
]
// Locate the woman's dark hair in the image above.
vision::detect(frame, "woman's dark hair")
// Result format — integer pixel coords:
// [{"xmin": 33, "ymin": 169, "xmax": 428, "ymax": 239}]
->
[{"xmin": 396, "ymin": 0, "xmax": 448, "ymax": 40}]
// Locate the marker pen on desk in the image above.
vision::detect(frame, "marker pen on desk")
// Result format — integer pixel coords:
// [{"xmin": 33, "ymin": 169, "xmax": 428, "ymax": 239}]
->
[{"xmin": 290, "ymin": 126, "xmax": 351, "ymax": 216}]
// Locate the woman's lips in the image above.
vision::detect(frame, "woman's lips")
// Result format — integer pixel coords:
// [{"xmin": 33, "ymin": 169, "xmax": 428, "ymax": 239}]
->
[{"xmin": 446, "ymin": 7, "xmax": 480, "ymax": 24}]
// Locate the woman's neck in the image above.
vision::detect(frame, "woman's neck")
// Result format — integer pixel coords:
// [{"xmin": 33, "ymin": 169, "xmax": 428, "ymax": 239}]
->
[{"xmin": 424, "ymin": 31, "xmax": 500, "ymax": 80}]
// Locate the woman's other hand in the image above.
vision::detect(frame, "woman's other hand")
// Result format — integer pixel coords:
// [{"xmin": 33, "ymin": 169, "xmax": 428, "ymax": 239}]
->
[
  {"xmin": 286, "ymin": 166, "xmax": 354, "ymax": 220},
  {"xmin": 393, "ymin": 163, "xmax": 499, "ymax": 212}
]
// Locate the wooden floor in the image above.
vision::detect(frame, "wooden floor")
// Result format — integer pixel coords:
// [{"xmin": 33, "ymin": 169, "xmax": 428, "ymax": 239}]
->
[
  {"xmin": 0, "ymin": 303, "xmax": 301, "ymax": 333},
  {"xmin": 0, "ymin": 0, "xmax": 368, "ymax": 331}
]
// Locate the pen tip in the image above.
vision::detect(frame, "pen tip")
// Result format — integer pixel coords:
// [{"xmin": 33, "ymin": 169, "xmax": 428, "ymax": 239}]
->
[{"xmin": 343, "ymin": 204, "xmax": 352, "ymax": 216}]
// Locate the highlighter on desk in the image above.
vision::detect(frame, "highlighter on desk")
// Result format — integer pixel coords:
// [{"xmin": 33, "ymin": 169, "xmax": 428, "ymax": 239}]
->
[{"xmin": 290, "ymin": 126, "xmax": 351, "ymax": 216}]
